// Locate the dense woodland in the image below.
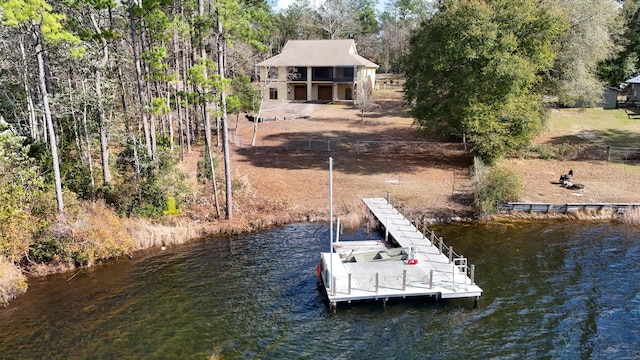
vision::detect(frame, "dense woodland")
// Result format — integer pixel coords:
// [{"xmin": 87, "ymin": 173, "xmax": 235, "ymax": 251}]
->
[{"xmin": 0, "ymin": 0, "xmax": 640, "ymax": 276}]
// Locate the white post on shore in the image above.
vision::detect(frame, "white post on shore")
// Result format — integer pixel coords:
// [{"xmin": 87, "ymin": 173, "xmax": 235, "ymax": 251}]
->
[{"xmin": 329, "ymin": 157, "xmax": 333, "ymax": 291}]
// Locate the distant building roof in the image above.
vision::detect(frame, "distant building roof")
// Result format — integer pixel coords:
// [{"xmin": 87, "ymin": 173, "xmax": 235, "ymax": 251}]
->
[
  {"xmin": 257, "ymin": 39, "xmax": 379, "ymax": 68},
  {"xmin": 625, "ymin": 75, "xmax": 640, "ymax": 84}
]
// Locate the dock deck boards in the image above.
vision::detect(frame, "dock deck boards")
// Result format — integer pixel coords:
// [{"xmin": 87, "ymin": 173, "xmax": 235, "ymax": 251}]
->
[{"xmin": 320, "ymin": 198, "xmax": 482, "ymax": 306}]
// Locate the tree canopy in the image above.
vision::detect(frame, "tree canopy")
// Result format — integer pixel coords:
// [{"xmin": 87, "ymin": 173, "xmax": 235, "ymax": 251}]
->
[{"xmin": 403, "ymin": 0, "xmax": 566, "ymax": 164}]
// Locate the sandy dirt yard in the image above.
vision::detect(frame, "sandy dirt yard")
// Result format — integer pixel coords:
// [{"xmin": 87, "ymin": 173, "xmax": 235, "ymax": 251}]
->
[{"xmin": 190, "ymin": 89, "xmax": 640, "ymax": 224}]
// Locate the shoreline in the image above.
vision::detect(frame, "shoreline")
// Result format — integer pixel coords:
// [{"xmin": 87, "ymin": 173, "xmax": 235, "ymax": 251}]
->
[{"xmin": 2, "ymin": 200, "xmax": 637, "ymax": 307}]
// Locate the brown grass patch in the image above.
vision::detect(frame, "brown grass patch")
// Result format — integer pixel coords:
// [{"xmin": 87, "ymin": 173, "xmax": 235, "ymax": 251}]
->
[
  {"xmin": 127, "ymin": 219, "xmax": 201, "ymax": 250},
  {"xmin": 0, "ymin": 256, "xmax": 27, "ymax": 305},
  {"xmin": 621, "ymin": 207, "xmax": 640, "ymax": 226}
]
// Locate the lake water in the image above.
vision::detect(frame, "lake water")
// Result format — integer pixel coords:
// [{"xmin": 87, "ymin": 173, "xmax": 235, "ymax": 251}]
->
[{"xmin": 0, "ymin": 221, "xmax": 639, "ymax": 359}]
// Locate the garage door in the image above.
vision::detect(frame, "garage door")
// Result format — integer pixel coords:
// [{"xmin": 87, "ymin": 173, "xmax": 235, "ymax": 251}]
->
[
  {"xmin": 294, "ymin": 85, "xmax": 307, "ymax": 100},
  {"xmin": 318, "ymin": 86, "xmax": 333, "ymax": 101}
]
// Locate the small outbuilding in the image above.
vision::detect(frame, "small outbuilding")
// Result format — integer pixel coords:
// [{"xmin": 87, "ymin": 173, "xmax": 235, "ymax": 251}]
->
[
  {"xmin": 600, "ymin": 86, "xmax": 621, "ymax": 109},
  {"xmin": 624, "ymin": 75, "xmax": 640, "ymax": 104}
]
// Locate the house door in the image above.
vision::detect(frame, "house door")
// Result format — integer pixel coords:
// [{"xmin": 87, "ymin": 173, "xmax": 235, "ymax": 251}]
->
[
  {"xmin": 294, "ymin": 85, "xmax": 307, "ymax": 100},
  {"xmin": 345, "ymin": 88, "xmax": 353, "ymax": 100},
  {"xmin": 318, "ymin": 86, "xmax": 333, "ymax": 101}
]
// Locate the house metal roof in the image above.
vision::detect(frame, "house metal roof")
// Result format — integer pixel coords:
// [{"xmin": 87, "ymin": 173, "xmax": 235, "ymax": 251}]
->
[
  {"xmin": 625, "ymin": 75, "xmax": 640, "ymax": 84},
  {"xmin": 257, "ymin": 39, "xmax": 379, "ymax": 68}
]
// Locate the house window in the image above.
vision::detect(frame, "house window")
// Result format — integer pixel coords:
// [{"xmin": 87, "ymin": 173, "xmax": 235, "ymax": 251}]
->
[
  {"xmin": 269, "ymin": 88, "xmax": 278, "ymax": 100},
  {"xmin": 289, "ymin": 67, "xmax": 307, "ymax": 81},
  {"xmin": 312, "ymin": 67, "xmax": 332, "ymax": 81},
  {"xmin": 268, "ymin": 67, "xmax": 278, "ymax": 79}
]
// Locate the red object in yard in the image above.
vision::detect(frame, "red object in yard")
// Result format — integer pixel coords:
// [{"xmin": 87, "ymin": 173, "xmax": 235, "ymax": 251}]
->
[{"xmin": 408, "ymin": 259, "xmax": 418, "ymax": 265}]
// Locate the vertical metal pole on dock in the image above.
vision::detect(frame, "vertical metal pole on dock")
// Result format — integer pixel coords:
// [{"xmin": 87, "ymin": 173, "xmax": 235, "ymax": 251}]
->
[
  {"xmin": 402, "ymin": 270, "xmax": 407, "ymax": 291},
  {"xmin": 375, "ymin": 273, "xmax": 379, "ymax": 293},
  {"xmin": 423, "ymin": 218, "xmax": 427, "ymax": 238},
  {"xmin": 438, "ymin": 237, "xmax": 443, "ymax": 254},
  {"xmin": 385, "ymin": 216, "xmax": 389, "ymax": 243},
  {"xmin": 448, "ymin": 246, "xmax": 453, "ymax": 264},
  {"xmin": 329, "ymin": 157, "xmax": 333, "ymax": 292},
  {"xmin": 348, "ymin": 273, "xmax": 352, "ymax": 294}
]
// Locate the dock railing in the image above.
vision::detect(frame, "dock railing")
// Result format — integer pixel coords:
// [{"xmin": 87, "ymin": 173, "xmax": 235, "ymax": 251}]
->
[
  {"xmin": 329, "ymin": 264, "xmax": 474, "ymax": 296},
  {"xmin": 382, "ymin": 193, "xmax": 477, "ymax": 286}
]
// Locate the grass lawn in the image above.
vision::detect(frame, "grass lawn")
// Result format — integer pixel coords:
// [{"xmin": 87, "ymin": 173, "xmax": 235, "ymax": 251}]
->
[{"xmin": 544, "ymin": 107, "xmax": 640, "ymax": 147}]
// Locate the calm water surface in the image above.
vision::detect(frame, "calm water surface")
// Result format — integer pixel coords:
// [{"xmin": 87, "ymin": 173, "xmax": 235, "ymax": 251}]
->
[{"xmin": 0, "ymin": 222, "xmax": 639, "ymax": 359}]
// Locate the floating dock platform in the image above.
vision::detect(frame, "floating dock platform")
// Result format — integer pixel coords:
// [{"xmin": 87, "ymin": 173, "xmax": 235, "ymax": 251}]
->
[{"xmin": 319, "ymin": 198, "xmax": 482, "ymax": 310}]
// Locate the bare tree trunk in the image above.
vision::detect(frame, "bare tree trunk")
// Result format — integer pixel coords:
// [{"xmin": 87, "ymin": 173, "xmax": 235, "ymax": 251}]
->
[
  {"xmin": 35, "ymin": 28, "xmax": 64, "ymax": 214},
  {"xmin": 173, "ymin": 28, "xmax": 184, "ymax": 160},
  {"xmin": 166, "ymin": 91, "xmax": 174, "ymax": 152},
  {"xmin": 140, "ymin": 26, "xmax": 157, "ymax": 162},
  {"xmin": 80, "ymin": 80, "xmax": 96, "ymax": 194},
  {"xmin": 200, "ymin": 0, "xmax": 220, "ymax": 218},
  {"xmin": 91, "ymin": 13, "xmax": 112, "ymax": 186},
  {"xmin": 95, "ymin": 69, "xmax": 111, "ymax": 185},
  {"xmin": 128, "ymin": 0, "xmax": 151, "ymax": 156},
  {"xmin": 182, "ymin": 36, "xmax": 192, "ymax": 153},
  {"xmin": 217, "ymin": 16, "xmax": 232, "ymax": 220},
  {"xmin": 68, "ymin": 79, "xmax": 83, "ymax": 161},
  {"xmin": 19, "ymin": 37, "xmax": 38, "ymax": 140}
]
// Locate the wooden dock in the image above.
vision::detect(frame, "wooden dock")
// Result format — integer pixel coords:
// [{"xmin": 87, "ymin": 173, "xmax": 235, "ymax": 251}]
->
[{"xmin": 319, "ymin": 198, "xmax": 483, "ymax": 310}]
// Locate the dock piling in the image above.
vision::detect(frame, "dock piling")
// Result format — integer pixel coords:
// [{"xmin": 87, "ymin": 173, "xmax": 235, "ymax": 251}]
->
[{"xmin": 471, "ymin": 265, "xmax": 475, "ymax": 285}]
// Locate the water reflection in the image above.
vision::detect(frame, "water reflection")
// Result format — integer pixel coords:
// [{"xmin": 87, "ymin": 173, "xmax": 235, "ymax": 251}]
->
[{"xmin": 0, "ymin": 222, "xmax": 638, "ymax": 359}]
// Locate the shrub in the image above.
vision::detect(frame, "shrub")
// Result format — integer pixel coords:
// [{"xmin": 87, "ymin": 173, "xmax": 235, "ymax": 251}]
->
[
  {"xmin": 476, "ymin": 166, "xmax": 523, "ymax": 215},
  {"xmin": 33, "ymin": 201, "xmax": 134, "ymax": 266},
  {"xmin": 163, "ymin": 196, "xmax": 181, "ymax": 216}
]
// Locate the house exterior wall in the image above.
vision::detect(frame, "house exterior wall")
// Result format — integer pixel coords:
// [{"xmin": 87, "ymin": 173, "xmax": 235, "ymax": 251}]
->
[
  {"xmin": 258, "ymin": 64, "xmax": 377, "ymax": 102},
  {"xmin": 630, "ymin": 84, "xmax": 640, "ymax": 103}
]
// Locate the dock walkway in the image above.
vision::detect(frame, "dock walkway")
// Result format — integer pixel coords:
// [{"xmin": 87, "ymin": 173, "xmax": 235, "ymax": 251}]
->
[{"xmin": 320, "ymin": 198, "xmax": 483, "ymax": 309}]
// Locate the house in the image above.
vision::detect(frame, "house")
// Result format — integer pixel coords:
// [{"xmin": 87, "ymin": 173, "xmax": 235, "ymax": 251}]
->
[
  {"xmin": 624, "ymin": 75, "xmax": 640, "ymax": 104},
  {"xmin": 256, "ymin": 39, "xmax": 379, "ymax": 102}
]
